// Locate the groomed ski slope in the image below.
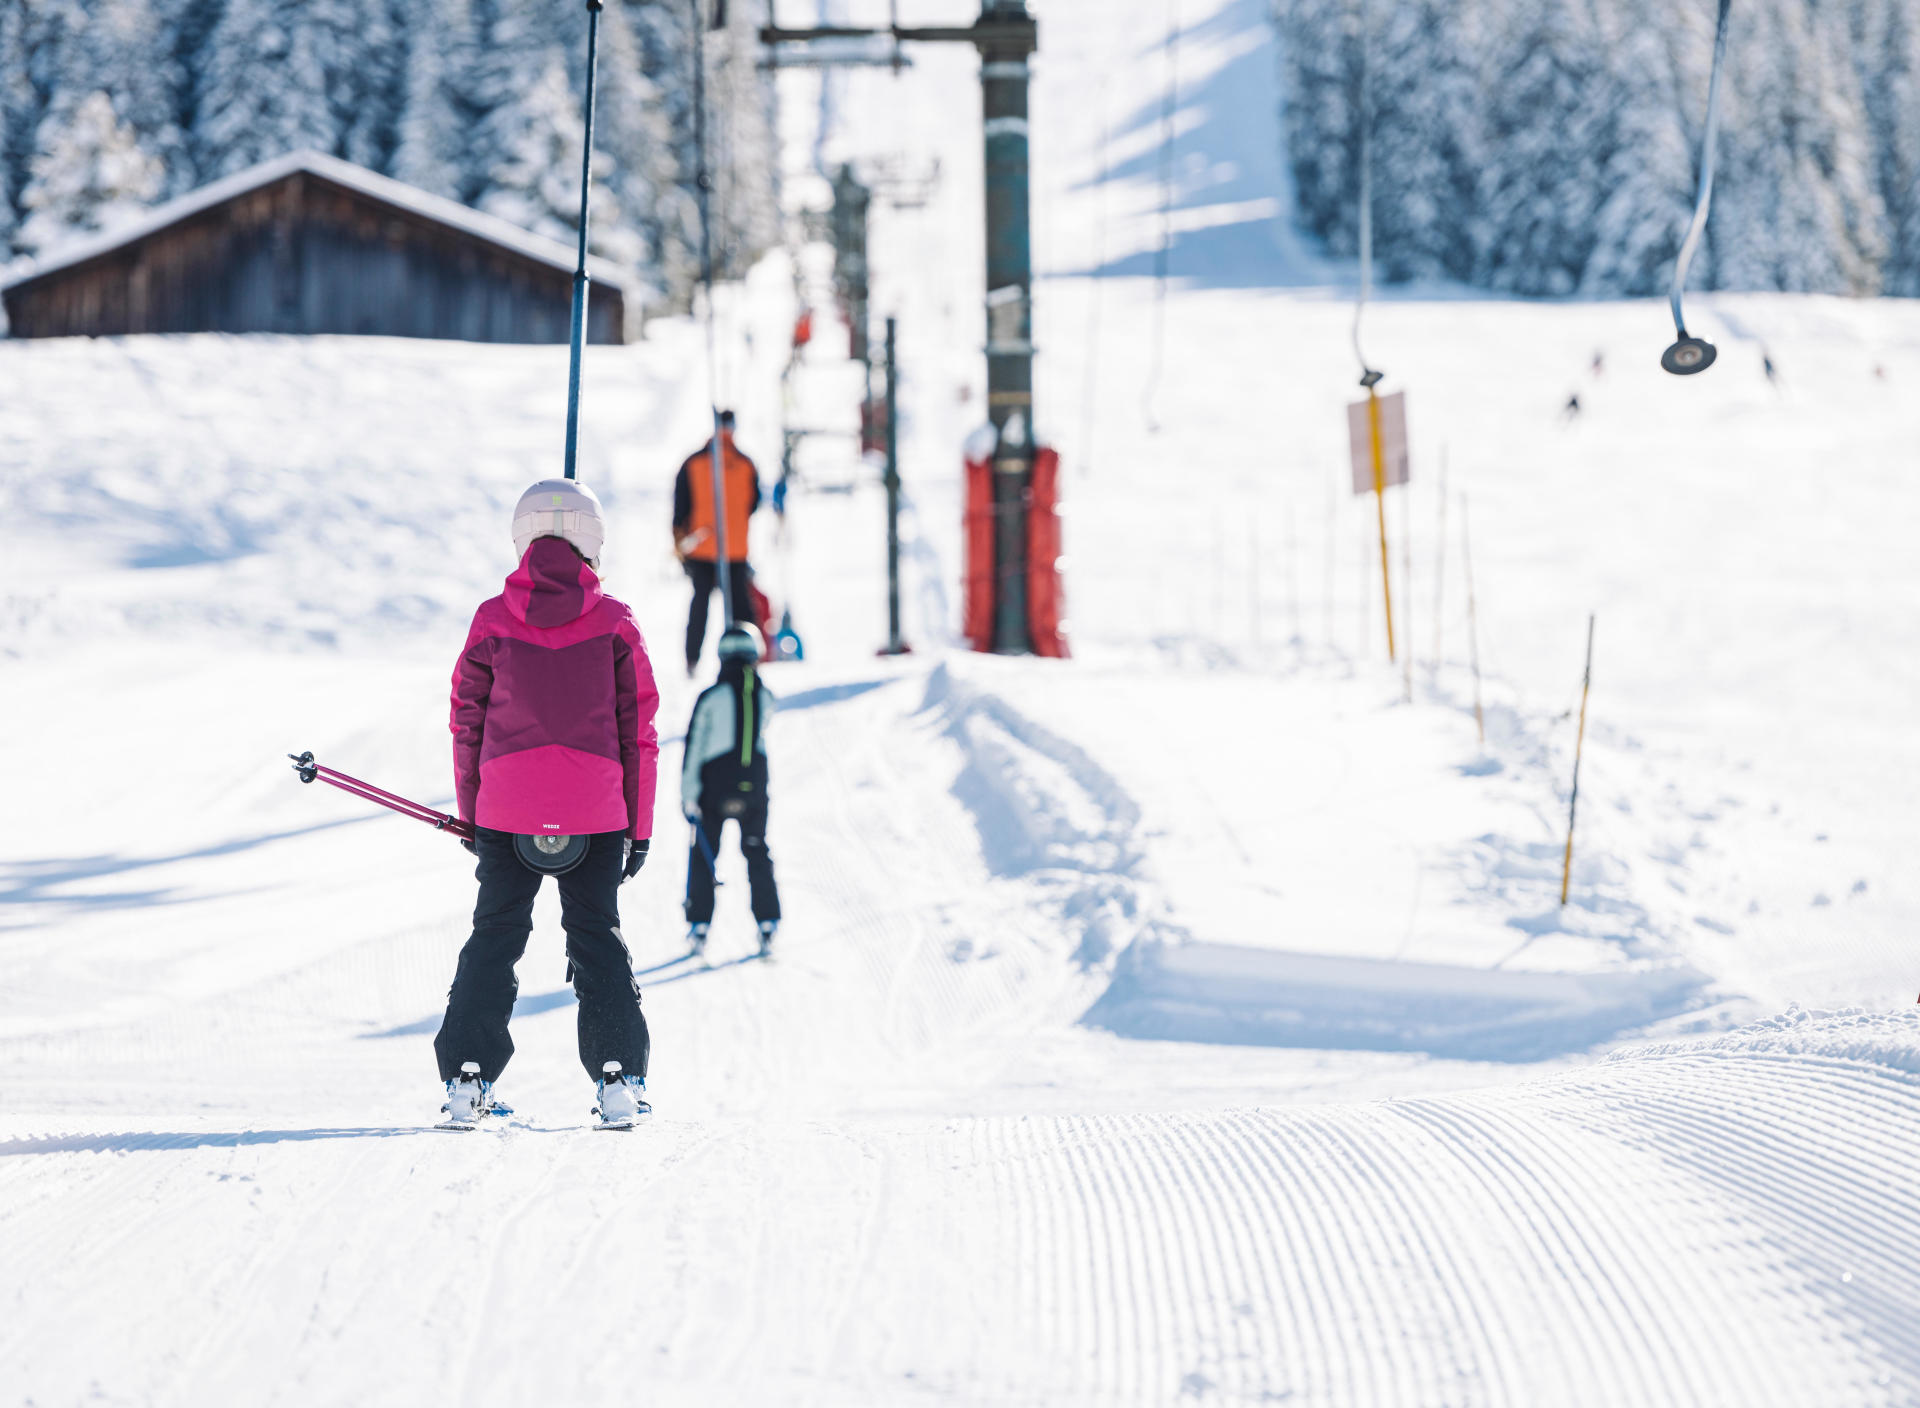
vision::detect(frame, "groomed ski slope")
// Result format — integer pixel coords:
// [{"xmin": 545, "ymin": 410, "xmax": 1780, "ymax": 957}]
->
[
  {"xmin": 5, "ymin": 0, "xmax": 1920, "ymax": 1402},
  {"xmin": 2, "ymin": 312, "xmax": 1919, "ymax": 1405}
]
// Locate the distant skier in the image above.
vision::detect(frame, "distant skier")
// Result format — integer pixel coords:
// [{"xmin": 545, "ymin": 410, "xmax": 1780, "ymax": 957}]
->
[
  {"xmin": 673, "ymin": 410, "xmax": 763, "ymax": 675},
  {"xmin": 1561, "ymin": 392, "xmax": 1582, "ymax": 422},
  {"xmin": 682, "ymin": 622, "xmax": 781, "ymax": 954},
  {"xmin": 437, "ymin": 479, "xmax": 660, "ymax": 1130}
]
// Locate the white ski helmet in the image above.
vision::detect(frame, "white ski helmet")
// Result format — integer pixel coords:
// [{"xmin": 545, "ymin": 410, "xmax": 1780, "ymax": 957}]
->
[
  {"xmin": 512, "ymin": 478, "xmax": 605, "ymax": 566},
  {"xmin": 717, "ymin": 622, "xmax": 764, "ymax": 664}
]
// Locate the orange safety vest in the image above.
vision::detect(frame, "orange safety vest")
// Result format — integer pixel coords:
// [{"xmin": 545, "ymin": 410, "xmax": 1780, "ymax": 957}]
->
[{"xmin": 680, "ymin": 437, "xmax": 757, "ymax": 563}]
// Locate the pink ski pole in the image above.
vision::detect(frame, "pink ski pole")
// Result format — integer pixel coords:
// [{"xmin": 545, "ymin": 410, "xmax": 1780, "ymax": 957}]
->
[{"xmin": 288, "ymin": 752, "xmax": 475, "ymax": 841}]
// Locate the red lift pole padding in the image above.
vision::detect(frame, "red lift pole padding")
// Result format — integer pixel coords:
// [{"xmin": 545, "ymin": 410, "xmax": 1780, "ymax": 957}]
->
[
  {"xmin": 1026, "ymin": 446, "xmax": 1068, "ymax": 657},
  {"xmin": 962, "ymin": 442, "xmax": 1067, "ymax": 657}
]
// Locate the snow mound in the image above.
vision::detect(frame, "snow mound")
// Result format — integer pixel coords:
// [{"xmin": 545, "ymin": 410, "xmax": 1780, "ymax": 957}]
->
[{"xmin": 1609, "ymin": 1004, "xmax": 1920, "ymax": 1075}]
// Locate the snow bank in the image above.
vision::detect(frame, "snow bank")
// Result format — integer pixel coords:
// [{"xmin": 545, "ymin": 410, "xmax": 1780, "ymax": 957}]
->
[{"xmin": 1089, "ymin": 938, "xmax": 1704, "ymax": 1060}]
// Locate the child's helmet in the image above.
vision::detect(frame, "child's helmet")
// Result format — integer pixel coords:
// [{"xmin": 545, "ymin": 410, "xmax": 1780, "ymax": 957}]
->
[
  {"xmin": 512, "ymin": 479, "xmax": 605, "ymax": 565},
  {"xmin": 717, "ymin": 622, "xmax": 764, "ymax": 664}
]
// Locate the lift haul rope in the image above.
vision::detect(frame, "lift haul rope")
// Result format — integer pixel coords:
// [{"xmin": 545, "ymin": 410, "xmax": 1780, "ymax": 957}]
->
[
  {"xmin": 1662, "ymin": 0, "xmax": 1732, "ymax": 376},
  {"xmin": 1142, "ymin": 0, "xmax": 1179, "ymax": 430},
  {"xmin": 1350, "ymin": 0, "xmax": 1376, "ymax": 387},
  {"xmin": 694, "ymin": 0, "xmax": 737, "ymax": 628}
]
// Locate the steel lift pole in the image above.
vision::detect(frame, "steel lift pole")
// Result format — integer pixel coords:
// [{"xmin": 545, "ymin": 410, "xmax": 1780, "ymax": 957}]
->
[{"xmin": 760, "ymin": 2, "xmax": 1039, "ymax": 653}]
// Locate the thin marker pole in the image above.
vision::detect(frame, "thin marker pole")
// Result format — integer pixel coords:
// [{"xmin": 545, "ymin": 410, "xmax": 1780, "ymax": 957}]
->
[
  {"xmin": 1323, "ymin": 470, "xmax": 1335, "ymax": 648},
  {"xmin": 1367, "ymin": 385, "xmax": 1395, "ymax": 663},
  {"xmin": 1249, "ymin": 517, "xmax": 1261, "ymax": 647},
  {"xmin": 1560, "ymin": 614, "xmax": 1596, "ymax": 906},
  {"xmin": 1462, "ymin": 494, "xmax": 1484, "ymax": 744},
  {"xmin": 1431, "ymin": 446, "xmax": 1448, "ymax": 669},
  {"xmin": 1401, "ymin": 472, "xmax": 1412, "ymax": 700},
  {"xmin": 1286, "ymin": 495, "xmax": 1301, "ymax": 643},
  {"xmin": 562, "ymin": 0, "xmax": 605, "ymax": 481},
  {"xmin": 1358, "ymin": 516, "xmax": 1370, "ymax": 656},
  {"xmin": 882, "ymin": 316, "xmax": 906, "ymax": 654}
]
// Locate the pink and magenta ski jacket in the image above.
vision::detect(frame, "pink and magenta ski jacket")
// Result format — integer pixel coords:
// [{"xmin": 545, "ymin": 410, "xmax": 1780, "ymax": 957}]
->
[{"xmin": 450, "ymin": 537, "xmax": 660, "ymax": 840}]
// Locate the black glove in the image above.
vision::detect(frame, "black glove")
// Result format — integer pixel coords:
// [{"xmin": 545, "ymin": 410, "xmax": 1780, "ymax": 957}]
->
[
  {"xmin": 623, "ymin": 838, "xmax": 649, "ymax": 880},
  {"xmin": 462, "ymin": 837, "xmax": 478, "ymax": 856}
]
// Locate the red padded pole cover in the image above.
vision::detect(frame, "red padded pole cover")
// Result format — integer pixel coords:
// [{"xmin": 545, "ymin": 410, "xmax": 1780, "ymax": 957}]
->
[
  {"xmin": 962, "ymin": 452, "xmax": 996, "ymax": 652},
  {"xmin": 1026, "ymin": 447, "xmax": 1068, "ymax": 658}
]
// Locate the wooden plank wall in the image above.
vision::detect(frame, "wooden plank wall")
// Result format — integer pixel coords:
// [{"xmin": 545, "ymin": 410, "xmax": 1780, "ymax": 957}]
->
[{"xmin": 2, "ymin": 173, "xmax": 625, "ymax": 344}]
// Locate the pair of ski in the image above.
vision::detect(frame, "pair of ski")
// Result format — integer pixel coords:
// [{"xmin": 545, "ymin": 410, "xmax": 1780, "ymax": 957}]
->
[
  {"xmin": 433, "ymin": 1108, "xmax": 646, "ymax": 1134},
  {"xmin": 434, "ymin": 1060, "xmax": 648, "ymax": 1132},
  {"xmin": 688, "ymin": 923, "xmax": 775, "ymax": 960}
]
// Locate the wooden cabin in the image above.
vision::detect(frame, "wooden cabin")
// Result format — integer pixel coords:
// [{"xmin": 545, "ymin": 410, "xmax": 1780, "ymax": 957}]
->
[{"xmin": 0, "ymin": 151, "xmax": 631, "ymax": 343}]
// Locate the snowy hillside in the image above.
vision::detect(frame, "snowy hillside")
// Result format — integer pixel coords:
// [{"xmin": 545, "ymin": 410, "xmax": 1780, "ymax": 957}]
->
[{"xmin": 4, "ymin": 0, "xmax": 1920, "ymax": 1402}]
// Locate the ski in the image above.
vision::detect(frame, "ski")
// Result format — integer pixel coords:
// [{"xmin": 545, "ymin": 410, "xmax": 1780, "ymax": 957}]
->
[
  {"xmin": 432, "ymin": 1105, "xmax": 514, "ymax": 1133},
  {"xmin": 436, "ymin": 1062, "xmax": 511, "ymax": 1131},
  {"xmin": 592, "ymin": 1061, "xmax": 650, "ymax": 1129}
]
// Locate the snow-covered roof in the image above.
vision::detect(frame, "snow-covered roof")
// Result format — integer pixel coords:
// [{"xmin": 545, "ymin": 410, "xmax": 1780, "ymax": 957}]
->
[{"xmin": 0, "ymin": 149, "xmax": 633, "ymax": 294}]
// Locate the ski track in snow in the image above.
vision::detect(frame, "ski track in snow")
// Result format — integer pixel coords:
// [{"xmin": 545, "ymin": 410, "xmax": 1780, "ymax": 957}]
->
[
  {"xmin": 6, "ymin": 1032, "xmax": 1920, "ymax": 1404},
  {"xmin": 2, "ymin": 644, "xmax": 1919, "ymax": 1403}
]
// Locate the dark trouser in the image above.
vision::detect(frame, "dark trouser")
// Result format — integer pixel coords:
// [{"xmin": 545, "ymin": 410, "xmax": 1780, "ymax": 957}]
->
[
  {"xmin": 434, "ymin": 829, "xmax": 649, "ymax": 1085},
  {"xmin": 685, "ymin": 559, "xmax": 754, "ymax": 672},
  {"xmin": 684, "ymin": 800, "xmax": 780, "ymax": 926}
]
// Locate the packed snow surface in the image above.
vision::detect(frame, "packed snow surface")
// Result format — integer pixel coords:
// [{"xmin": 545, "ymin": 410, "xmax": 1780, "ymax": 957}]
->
[{"xmin": 5, "ymin": 0, "xmax": 1920, "ymax": 1402}]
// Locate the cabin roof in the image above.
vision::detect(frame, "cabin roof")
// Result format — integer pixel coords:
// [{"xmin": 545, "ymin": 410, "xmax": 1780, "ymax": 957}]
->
[{"xmin": 0, "ymin": 149, "xmax": 633, "ymax": 294}]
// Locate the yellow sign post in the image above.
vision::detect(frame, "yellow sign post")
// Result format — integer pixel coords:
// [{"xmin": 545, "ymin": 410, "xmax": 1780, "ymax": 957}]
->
[{"xmin": 1348, "ymin": 382, "xmax": 1409, "ymax": 664}]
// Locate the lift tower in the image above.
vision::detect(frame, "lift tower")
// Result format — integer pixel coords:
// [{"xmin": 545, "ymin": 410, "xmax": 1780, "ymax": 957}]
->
[{"xmin": 760, "ymin": 3, "xmax": 1039, "ymax": 654}]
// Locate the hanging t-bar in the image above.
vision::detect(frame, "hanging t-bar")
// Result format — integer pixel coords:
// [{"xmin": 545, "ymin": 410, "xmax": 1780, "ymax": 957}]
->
[{"xmin": 1663, "ymin": 0, "xmax": 1731, "ymax": 376}]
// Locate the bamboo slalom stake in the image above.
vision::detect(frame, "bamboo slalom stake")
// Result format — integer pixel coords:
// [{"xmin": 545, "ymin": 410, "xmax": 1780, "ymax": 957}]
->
[
  {"xmin": 1560, "ymin": 614, "xmax": 1597, "ymax": 906},
  {"xmin": 1323, "ymin": 474, "xmax": 1336, "ymax": 648},
  {"xmin": 1431, "ymin": 447, "xmax": 1448, "ymax": 669},
  {"xmin": 1359, "ymin": 517, "xmax": 1372, "ymax": 657},
  {"xmin": 1402, "ymin": 477, "xmax": 1413, "ymax": 701},
  {"xmin": 1248, "ymin": 518, "xmax": 1261, "ymax": 646},
  {"xmin": 1368, "ymin": 386, "xmax": 1396, "ymax": 663},
  {"xmin": 1287, "ymin": 496, "xmax": 1301, "ymax": 642},
  {"xmin": 1462, "ymin": 494, "xmax": 1485, "ymax": 744}
]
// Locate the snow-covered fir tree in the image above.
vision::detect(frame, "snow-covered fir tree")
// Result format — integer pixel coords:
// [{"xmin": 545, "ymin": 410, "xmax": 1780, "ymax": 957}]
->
[
  {"xmin": 477, "ymin": 47, "xmax": 640, "ymax": 263},
  {"xmin": 17, "ymin": 90, "xmax": 164, "ymax": 254},
  {"xmin": 194, "ymin": 0, "xmax": 357, "ymax": 176},
  {"xmin": 1271, "ymin": 0, "xmax": 1920, "ymax": 296},
  {"xmin": 0, "ymin": 0, "xmax": 778, "ymax": 306},
  {"xmin": 390, "ymin": 0, "xmax": 471, "ymax": 201}
]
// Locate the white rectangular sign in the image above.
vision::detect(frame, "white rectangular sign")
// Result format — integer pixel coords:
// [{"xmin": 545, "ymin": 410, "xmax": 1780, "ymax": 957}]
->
[{"xmin": 1348, "ymin": 391, "xmax": 1410, "ymax": 496}]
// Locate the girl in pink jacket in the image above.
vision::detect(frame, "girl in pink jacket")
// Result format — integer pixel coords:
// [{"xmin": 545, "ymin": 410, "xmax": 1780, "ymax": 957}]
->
[{"xmin": 434, "ymin": 480, "xmax": 661, "ymax": 1129}]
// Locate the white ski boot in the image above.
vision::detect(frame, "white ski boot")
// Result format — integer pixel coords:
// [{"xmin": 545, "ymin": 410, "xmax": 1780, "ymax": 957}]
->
[
  {"xmin": 436, "ymin": 1061, "xmax": 506, "ymax": 1131},
  {"xmin": 688, "ymin": 922, "xmax": 710, "ymax": 955},
  {"xmin": 593, "ymin": 1061, "xmax": 650, "ymax": 1129},
  {"xmin": 757, "ymin": 920, "xmax": 777, "ymax": 955}
]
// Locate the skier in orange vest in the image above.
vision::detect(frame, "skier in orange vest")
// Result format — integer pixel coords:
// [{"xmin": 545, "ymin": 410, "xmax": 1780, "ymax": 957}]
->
[{"xmin": 672, "ymin": 410, "xmax": 762, "ymax": 675}]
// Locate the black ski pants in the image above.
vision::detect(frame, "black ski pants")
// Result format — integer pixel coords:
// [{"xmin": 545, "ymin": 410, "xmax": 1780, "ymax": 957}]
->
[
  {"xmin": 684, "ymin": 559, "xmax": 753, "ymax": 673},
  {"xmin": 434, "ymin": 828, "xmax": 649, "ymax": 1085},
  {"xmin": 684, "ymin": 799, "xmax": 781, "ymax": 926}
]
